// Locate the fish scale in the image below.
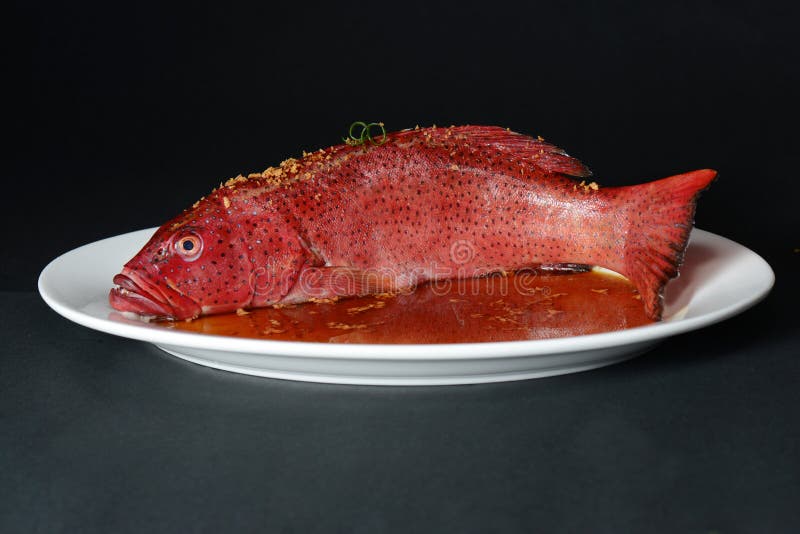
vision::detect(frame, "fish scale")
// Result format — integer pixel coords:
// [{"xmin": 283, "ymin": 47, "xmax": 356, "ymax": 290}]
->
[{"xmin": 109, "ymin": 125, "xmax": 716, "ymax": 321}]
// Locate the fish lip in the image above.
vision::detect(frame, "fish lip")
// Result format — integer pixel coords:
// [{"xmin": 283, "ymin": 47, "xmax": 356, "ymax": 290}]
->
[
  {"xmin": 109, "ymin": 285, "xmax": 173, "ymax": 319},
  {"xmin": 110, "ymin": 272, "xmax": 175, "ymax": 318},
  {"xmin": 112, "ymin": 273, "xmax": 165, "ymax": 302},
  {"xmin": 110, "ymin": 269, "xmax": 203, "ymax": 320}
]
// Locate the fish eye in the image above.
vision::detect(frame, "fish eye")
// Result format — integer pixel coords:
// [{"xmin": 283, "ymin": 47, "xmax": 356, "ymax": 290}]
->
[{"xmin": 174, "ymin": 233, "xmax": 202, "ymax": 260}]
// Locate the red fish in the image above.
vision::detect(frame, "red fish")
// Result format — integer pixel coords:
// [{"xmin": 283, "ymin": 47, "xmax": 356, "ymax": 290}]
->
[{"xmin": 110, "ymin": 125, "xmax": 715, "ymax": 321}]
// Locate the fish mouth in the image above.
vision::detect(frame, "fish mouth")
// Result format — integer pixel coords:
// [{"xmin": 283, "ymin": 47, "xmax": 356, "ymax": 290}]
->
[{"xmin": 109, "ymin": 272, "xmax": 185, "ymax": 319}]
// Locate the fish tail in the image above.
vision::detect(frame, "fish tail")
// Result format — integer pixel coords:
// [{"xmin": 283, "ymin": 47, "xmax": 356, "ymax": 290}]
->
[{"xmin": 617, "ymin": 169, "xmax": 717, "ymax": 319}]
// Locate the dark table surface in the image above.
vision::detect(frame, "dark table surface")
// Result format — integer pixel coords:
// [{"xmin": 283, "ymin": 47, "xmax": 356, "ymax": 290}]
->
[{"xmin": 2, "ymin": 246, "xmax": 798, "ymax": 533}]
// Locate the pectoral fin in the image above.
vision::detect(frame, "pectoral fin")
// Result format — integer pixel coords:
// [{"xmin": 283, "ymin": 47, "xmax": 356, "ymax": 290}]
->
[{"xmin": 278, "ymin": 266, "xmax": 399, "ymax": 304}]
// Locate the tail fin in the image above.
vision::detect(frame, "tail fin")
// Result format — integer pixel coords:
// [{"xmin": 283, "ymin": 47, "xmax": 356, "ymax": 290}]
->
[{"xmin": 618, "ymin": 169, "xmax": 717, "ymax": 319}]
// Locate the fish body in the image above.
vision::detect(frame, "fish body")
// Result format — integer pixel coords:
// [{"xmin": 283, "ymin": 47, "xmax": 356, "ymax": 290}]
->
[{"xmin": 110, "ymin": 125, "xmax": 715, "ymax": 321}]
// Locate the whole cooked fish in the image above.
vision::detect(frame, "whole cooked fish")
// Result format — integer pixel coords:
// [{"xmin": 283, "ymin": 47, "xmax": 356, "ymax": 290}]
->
[{"xmin": 110, "ymin": 125, "xmax": 715, "ymax": 320}]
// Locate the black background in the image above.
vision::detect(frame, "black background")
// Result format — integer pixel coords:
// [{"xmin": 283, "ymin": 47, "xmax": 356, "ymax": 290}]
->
[
  {"xmin": 8, "ymin": 1, "xmax": 799, "ymax": 288},
  {"xmin": 5, "ymin": 1, "xmax": 800, "ymax": 532}
]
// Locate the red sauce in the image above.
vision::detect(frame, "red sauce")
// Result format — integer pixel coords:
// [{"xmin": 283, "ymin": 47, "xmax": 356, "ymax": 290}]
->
[{"xmin": 166, "ymin": 271, "xmax": 653, "ymax": 344}]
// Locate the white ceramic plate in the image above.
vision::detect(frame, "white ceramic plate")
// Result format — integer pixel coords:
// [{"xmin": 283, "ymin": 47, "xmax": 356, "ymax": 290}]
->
[{"xmin": 38, "ymin": 228, "xmax": 773, "ymax": 385}]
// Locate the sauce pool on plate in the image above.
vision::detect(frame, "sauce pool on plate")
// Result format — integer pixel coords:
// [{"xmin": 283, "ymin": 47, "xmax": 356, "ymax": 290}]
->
[{"xmin": 165, "ymin": 270, "xmax": 654, "ymax": 344}]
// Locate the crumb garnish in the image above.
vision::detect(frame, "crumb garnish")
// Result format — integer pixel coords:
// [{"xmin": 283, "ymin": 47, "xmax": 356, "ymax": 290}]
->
[
  {"xmin": 309, "ymin": 297, "xmax": 339, "ymax": 304},
  {"xmin": 327, "ymin": 322, "xmax": 368, "ymax": 330},
  {"xmin": 347, "ymin": 301, "xmax": 386, "ymax": 315},
  {"xmin": 263, "ymin": 327, "xmax": 286, "ymax": 335}
]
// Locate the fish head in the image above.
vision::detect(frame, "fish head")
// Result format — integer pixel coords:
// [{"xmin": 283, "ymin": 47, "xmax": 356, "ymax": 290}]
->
[{"xmin": 109, "ymin": 188, "xmax": 310, "ymax": 320}]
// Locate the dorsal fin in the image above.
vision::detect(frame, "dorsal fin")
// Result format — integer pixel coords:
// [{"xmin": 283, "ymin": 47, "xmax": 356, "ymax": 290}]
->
[{"xmin": 398, "ymin": 125, "xmax": 592, "ymax": 178}]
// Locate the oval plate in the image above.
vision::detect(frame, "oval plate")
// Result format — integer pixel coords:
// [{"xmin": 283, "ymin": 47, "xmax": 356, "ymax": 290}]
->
[{"xmin": 39, "ymin": 228, "xmax": 773, "ymax": 385}]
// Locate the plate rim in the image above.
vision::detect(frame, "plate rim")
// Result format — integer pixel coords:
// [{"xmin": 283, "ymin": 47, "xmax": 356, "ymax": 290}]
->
[{"xmin": 38, "ymin": 228, "xmax": 775, "ymax": 361}]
